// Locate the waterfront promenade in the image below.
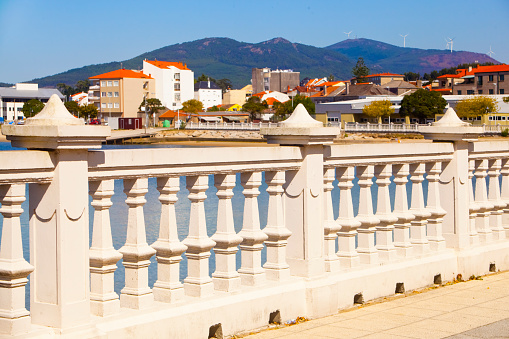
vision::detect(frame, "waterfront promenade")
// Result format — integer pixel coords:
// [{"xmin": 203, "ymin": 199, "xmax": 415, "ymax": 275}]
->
[{"xmin": 244, "ymin": 271, "xmax": 509, "ymax": 338}]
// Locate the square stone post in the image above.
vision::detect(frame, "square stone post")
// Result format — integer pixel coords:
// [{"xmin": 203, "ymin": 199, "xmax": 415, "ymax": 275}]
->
[
  {"xmin": 2, "ymin": 95, "xmax": 109, "ymax": 330},
  {"xmin": 420, "ymin": 107, "xmax": 482, "ymax": 250},
  {"xmin": 261, "ymin": 104, "xmax": 340, "ymax": 278}
]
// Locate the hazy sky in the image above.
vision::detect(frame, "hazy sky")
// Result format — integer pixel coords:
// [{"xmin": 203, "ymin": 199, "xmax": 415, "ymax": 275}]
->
[{"xmin": 1, "ymin": 0, "xmax": 508, "ymax": 84}]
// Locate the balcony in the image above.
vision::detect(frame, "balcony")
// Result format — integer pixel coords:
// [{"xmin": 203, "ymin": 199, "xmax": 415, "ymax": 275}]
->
[{"xmin": 89, "ymin": 85, "xmax": 100, "ymax": 90}]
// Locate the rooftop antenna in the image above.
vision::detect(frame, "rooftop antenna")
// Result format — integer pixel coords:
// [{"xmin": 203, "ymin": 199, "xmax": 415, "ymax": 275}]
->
[
  {"xmin": 446, "ymin": 37, "xmax": 455, "ymax": 53},
  {"xmin": 400, "ymin": 34, "xmax": 408, "ymax": 48},
  {"xmin": 487, "ymin": 45, "xmax": 495, "ymax": 58},
  {"xmin": 344, "ymin": 31, "xmax": 352, "ymax": 39}
]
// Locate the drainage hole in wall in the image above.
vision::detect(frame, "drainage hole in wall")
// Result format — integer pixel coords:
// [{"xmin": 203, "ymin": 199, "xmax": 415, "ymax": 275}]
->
[
  {"xmin": 434, "ymin": 274, "xmax": 442, "ymax": 285},
  {"xmin": 269, "ymin": 310, "xmax": 281, "ymax": 325},
  {"xmin": 209, "ymin": 323, "xmax": 223, "ymax": 339},
  {"xmin": 354, "ymin": 293, "xmax": 364, "ymax": 304},
  {"xmin": 395, "ymin": 282, "xmax": 405, "ymax": 294},
  {"xmin": 490, "ymin": 263, "xmax": 496, "ymax": 272}
]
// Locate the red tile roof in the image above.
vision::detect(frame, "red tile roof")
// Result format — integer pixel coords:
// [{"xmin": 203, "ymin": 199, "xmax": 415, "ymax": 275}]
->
[
  {"xmin": 144, "ymin": 60, "xmax": 189, "ymax": 70},
  {"xmin": 264, "ymin": 97, "xmax": 280, "ymax": 105},
  {"xmin": 90, "ymin": 69, "xmax": 152, "ymax": 80},
  {"xmin": 472, "ymin": 64, "xmax": 509, "ymax": 73}
]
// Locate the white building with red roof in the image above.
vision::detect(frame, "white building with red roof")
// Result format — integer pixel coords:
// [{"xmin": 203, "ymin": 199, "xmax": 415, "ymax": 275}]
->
[{"xmin": 143, "ymin": 60, "xmax": 194, "ymax": 110}]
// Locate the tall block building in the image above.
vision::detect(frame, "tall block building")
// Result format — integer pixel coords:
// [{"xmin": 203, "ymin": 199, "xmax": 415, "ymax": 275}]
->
[
  {"xmin": 252, "ymin": 68, "xmax": 299, "ymax": 94},
  {"xmin": 143, "ymin": 60, "xmax": 194, "ymax": 110}
]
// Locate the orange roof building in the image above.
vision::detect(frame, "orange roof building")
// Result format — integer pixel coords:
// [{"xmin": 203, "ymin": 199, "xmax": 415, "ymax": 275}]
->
[
  {"xmin": 364, "ymin": 73, "xmax": 405, "ymax": 86},
  {"xmin": 143, "ymin": 59, "xmax": 194, "ymax": 110},
  {"xmin": 88, "ymin": 69, "xmax": 156, "ymax": 122}
]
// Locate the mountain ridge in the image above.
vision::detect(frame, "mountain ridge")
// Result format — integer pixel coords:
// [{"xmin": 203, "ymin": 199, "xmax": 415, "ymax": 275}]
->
[{"xmin": 26, "ymin": 37, "xmax": 499, "ymax": 89}]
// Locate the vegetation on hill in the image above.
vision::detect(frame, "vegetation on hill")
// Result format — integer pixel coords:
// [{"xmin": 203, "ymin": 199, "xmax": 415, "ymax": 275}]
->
[
  {"xmin": 28, "ymin": 37, "xmax": 500, "ymax": 90},
  {"xmin": 0, "ymin": 82, "xmax": 13, "ymax": 87}
]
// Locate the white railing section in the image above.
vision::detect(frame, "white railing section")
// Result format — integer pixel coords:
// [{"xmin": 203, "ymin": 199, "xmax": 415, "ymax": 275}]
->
[
  {"xmin": 344, "ymin": 122, "xmax": 503, "ymax": 134},
  {"xmin": 3, "ymin": 140, "xmax": 509, "ymax": 337},
  {"xmin": 186, "ymin": 121, "xmax": 278, "ymax": 130}
]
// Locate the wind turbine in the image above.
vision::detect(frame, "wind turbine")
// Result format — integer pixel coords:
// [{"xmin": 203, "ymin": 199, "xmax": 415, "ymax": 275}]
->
[
  {"xmin": 446, "ymin": 37, "xmax": 455, "ymax": 53},
  {"xmin": 400, "ymin": 34, "xmax": 408, "ymax": 48},
  {"xmin": 487, "ymin": 46, "xmax": 495, "ymax": 58},
  {"xmin": 344, "ymin": 31, "xmax": 352, "ymax": 39}
]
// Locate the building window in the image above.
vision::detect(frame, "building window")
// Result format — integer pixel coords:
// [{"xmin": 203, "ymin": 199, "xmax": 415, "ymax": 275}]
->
[
  {"xmin": 101, "ymin": 81, "xmax": 106, "ymax": 87},
  {"xmin": 174, "ymin": 73, "xmax": 180, "ymax": 80},
  {"xmin": 107, "ymin": 81, "xmax": 113, "ymax": 86},
  {"xmin": 457, "ymin": 90, "xmax": 462, "ymax": 95},
  {"xmin": 107, "ymin": 92, "xmax": 112, "ymax": 97},
  {"xmin": 478, "ymin": 90, "xmax": 483, "ymax": 94},
  {"xmin": 101, "ymin": 103, "xmax": 106, "ymax": 108},
  {"xmin": 175, "ymin": 93, "xmax": 180, "ymax": 101},
  {"xmin": 489, "ymin": 75, "xmax": 494, "ymax": 82},
  {"xmin": 478, "ymin": 76, "xmax": 483, "ymax": 85},
  {"xmin": 114, "ymin": 92, "xmax": 119, "ymax": 97},
  {"xmin": 500, "ymin": 89, "xmax": 505, "ymax": 94},
  {"xmin": 107, "ymin": 103, "xmax": 113, "ymax": 108},
  {"xmin": 114, "ymin": 103, "xmax": 119, "ymax": 108},
  {"xmin": 113, "ymin": 81, "xmax": 119, "ymax": 86},
  {"xmin": 101, "ymin": 92, "xmax": 106, "ymax": 97},
  {"xmin": 500, "ymin": 74, "xmax": 505, "ymax": 82},
  {"xmin": 489, "ymin": 89, "xmax": 494, "ymax": 95},
  {"xmin": 467, "ymin": 90, "xmax": 474, "ymax": 95},
  {"xmin": 174, "ymin": 83, "xmax": 180, "ymax": 91}
]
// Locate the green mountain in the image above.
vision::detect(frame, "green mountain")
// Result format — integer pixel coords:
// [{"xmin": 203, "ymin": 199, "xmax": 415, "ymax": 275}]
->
[
  {"xmin": 27, "ymin": 37, "xmax": 499, "ymax": 89},
  {"xmin": 326, "ymin": 38, "xmax": 498, "ymax": 75},
  {"xmin": 0, "ymin": 82, "xmax": 13, "ymax": 87}
]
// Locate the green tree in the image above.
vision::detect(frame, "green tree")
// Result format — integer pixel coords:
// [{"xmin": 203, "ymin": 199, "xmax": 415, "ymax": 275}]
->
[
  {"xmin": 215, "ymin": 78, "xmax": 233, "ymax": 93},
  {"xmin": 208, "ymin": 105, "xmax": 226, "ymax": 112},
  {"xmin": 75, "ymin": 80, "xmax": 90, "ymax": 93},
  {"xmin": 362, "ymin": 99, "xmax": 395, "ymax": 123},
  {"xmin": 274, "ymin": 95, "xmax": 315, "ymax": 121},
  {"xmin": 56, "ymin": 83, "xmax": 75, "ymax": 98},
  {"xmin": 21, "ymin": 99, "xmax": 44, "ymax": 117},
  {"xmin": 139, "ymin": 98, "xmax": 164, "ymax": 114},
  {"xmin": 400, "ymin": 89, "xmax": 447, "ymax": 121},
  {"xmin": 242, "ymin": 96, "xmax": 267, "ymax": 121},
  {"xmin": 404, "ymin": 72, "xmax": 420, "ymax": 81},
  {"xmin": 79, "ymin": 104, "xmax": 98, "ymax": 120},
  {"xmin": 182, "ymin": 99, "xmax": 203, "ymax": 113},
  {"xmin": 328, "ymin": 74, "xmax": 335, "ymax": 82},
  {"xmin": 64, "ymin": 101, "xmax": 80, "ymax": 115},
  {"xmin": 352, "ymin": 57, "xmax": 369, "ymax": 82},
  {"xmin": 503, "ymin": 96, "xmax": 509, "ymax": 104},
  {"xmin": 455, "ymin": 96, "xmax": 499, "ymax": 119}
]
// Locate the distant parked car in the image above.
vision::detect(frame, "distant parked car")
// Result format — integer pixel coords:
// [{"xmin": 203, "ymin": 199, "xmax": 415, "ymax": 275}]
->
[{"xmin": 89, "ymin": 119, "xmax": 101, "ymax": 125}]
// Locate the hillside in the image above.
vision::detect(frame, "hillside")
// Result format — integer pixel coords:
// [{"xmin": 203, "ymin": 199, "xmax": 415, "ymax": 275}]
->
[
  {"xmin": 326, "ymin": 38, "xmax": 498, "ymax": 74},
  {"xmin": 27, "ymin": 37, "xmax": 500, "ymax": 89}
]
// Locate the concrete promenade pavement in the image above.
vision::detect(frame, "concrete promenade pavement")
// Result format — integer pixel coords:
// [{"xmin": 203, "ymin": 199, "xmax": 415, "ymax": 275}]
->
[{"xmin": 242, "ymin": 271, "xmax": 509, "ymax": 339}]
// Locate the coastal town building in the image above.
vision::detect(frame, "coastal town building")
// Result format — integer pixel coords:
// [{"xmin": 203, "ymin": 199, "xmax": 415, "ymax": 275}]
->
[
  {"xmin": 364, "ymin": 72, "xmax": 404, "ymax": 85},
  {"xmin": 194, "ymin": 80, "xmax": 222, "ymax": 109},
  {"xmin": 70, "ymin": 92, "xmax": 89, "ymax": 106},
  {"xmin": 222, "ymin": 84, "xmax": 252, "ymax": 106},
  {"xmin": 252, "ymin": 68, "xmax": 300, "ymax": 94},
  {"xmin": 143, "ymin": 59, "xmax": 194, "ymax": 110},
  {"xmin": 315, "ymin": 94, "xmax": 509, "ymax": 127},
  {"xmin": 0, "ymin": 83, "xmax": 64, "ymax": 121},
  {"xmin": 252, "ymin": 90, "xmax": 290, "ymax": 103},
  {"xmin": 89, "ymin": 69, "xmax": 155, "ymax": 123},
  {"xmin": 435, "ymin": 64, "xmax": 509, "ymax": 95}
]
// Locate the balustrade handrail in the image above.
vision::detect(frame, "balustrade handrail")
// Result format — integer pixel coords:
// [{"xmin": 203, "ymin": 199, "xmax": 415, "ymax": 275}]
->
[{"xmin": 0, "ymin": 150, "xmax": 55, "ymax": 184}]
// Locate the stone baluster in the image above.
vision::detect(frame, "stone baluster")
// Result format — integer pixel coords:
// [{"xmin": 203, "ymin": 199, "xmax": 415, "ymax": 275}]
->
[
  {"xmin": 468, "ymin": 160, "xmax": 480, "ymax": 245},
  {"xmin": 409, "ymin": 163, "xmax": 431, "ymax": 254},
  {"xmin": 0, "ymin": 184, "xmax": 33, "ymax": 335},
  {"xmin": 323, "ymin": 168, "xmax": 341, "ymax": 272},
  {"xmin": 238, "ymin": 172, "xmax": 267, "ymax": 286},
  {"xmin": 425, "ymin": 162, "xmax": 447, "ymax": 251},
  {"xmin": 336, "ymin": 166, "xmax": 361, "ymax": 268},
  {"xmin": 152, "ymin": 177, "xmax": 187, "ymax": 302},
  {"xmin": 392, "ymin": 164, "xmax": 414, "ymax": 257},
  {"xmin": 89, "ymin": 180, "xmax": 122, "ymax": 316},
  {"xmin": 211, "ymin": 174, "xmax": 242, "ymax": 291},
  {"xmin": 474, "ymin": 159, "xmax": 493, "ymax": 243},
  {"xmin": 488, "ymin": 159, "xmax": 506, "ymax": 240},
  {"xmin": 119, "ymin": 178, "xmax": 156, "ymax": 309},
  {"xmin": 374, "ymin": 164, "xmax": 397, "ymax": 262},
  {"xmin": 501, "ymin": 159, "xmax": 509, "ymax": 236},
  {"xmin": 355, "ymin": 165, "xmax": 380, "ymax": 265},
  {"xmin": 183, "ymin": 175, "xmax": 216, "ymax": 297},
  {"xmin": 263, "ymin": 171, "xmax": 292, "ymax": 280}
]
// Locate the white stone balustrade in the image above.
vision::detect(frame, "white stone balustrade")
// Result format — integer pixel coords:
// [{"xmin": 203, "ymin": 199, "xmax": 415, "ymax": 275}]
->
[
  {"xmin": 0, "ymin": 184, "xmax": 33, "ymax": 335},
  {"xmin": 119, "ymin": 178, "xmax": 156, "ymax": 309},
  {"xmin": 238, "ymin": 172, "xmax": 267, "ymax": 286},
  {"xmin": 3, "ymin": 101, "xmax": 509, "ymax": 338},
  {"xmin": 211, "ymin": 174, "xmax": 242, "ymax": 291},
  {"xmin": 89, "ymin": 180, "xmax": 122, "ymax": 316},
  {"xmin": 152, "ymin": 177, "xmax": 187, "ymax": 302}
]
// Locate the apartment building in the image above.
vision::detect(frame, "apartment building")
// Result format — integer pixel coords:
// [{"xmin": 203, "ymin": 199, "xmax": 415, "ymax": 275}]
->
[
  {"xmin": 89, "ymin": 69, "xmax": 154, "ymax": 121},
  {"xmin": 194, "ymin": 81, "xmax": 222, "ymax": 109},
  {"xmin": 435, "ymin": 64, "xmax": 509, "ymax": 95},
  {"xmin": 143, "ymin": 60, "xmax": 194, "ymax": 110},
  {"xmin": 223, "ymin": 85, "xmax": 252, "ymax": 106},
  {"xmin": 363, "ymin": 73, "xmax": 405, "ymax": 86},
  {"xmin": 0, "ymin": 83, "xmax": 64, "ymax": 121},
  {"xmin": 252, "ymin": 68, "xmax": 300, "ymax": 94}
]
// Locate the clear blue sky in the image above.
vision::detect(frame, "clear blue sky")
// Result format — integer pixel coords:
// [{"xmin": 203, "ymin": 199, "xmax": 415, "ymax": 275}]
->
[{"xmin": 1, "ymin": 0, "xmax": 508, "ymax": 84}]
